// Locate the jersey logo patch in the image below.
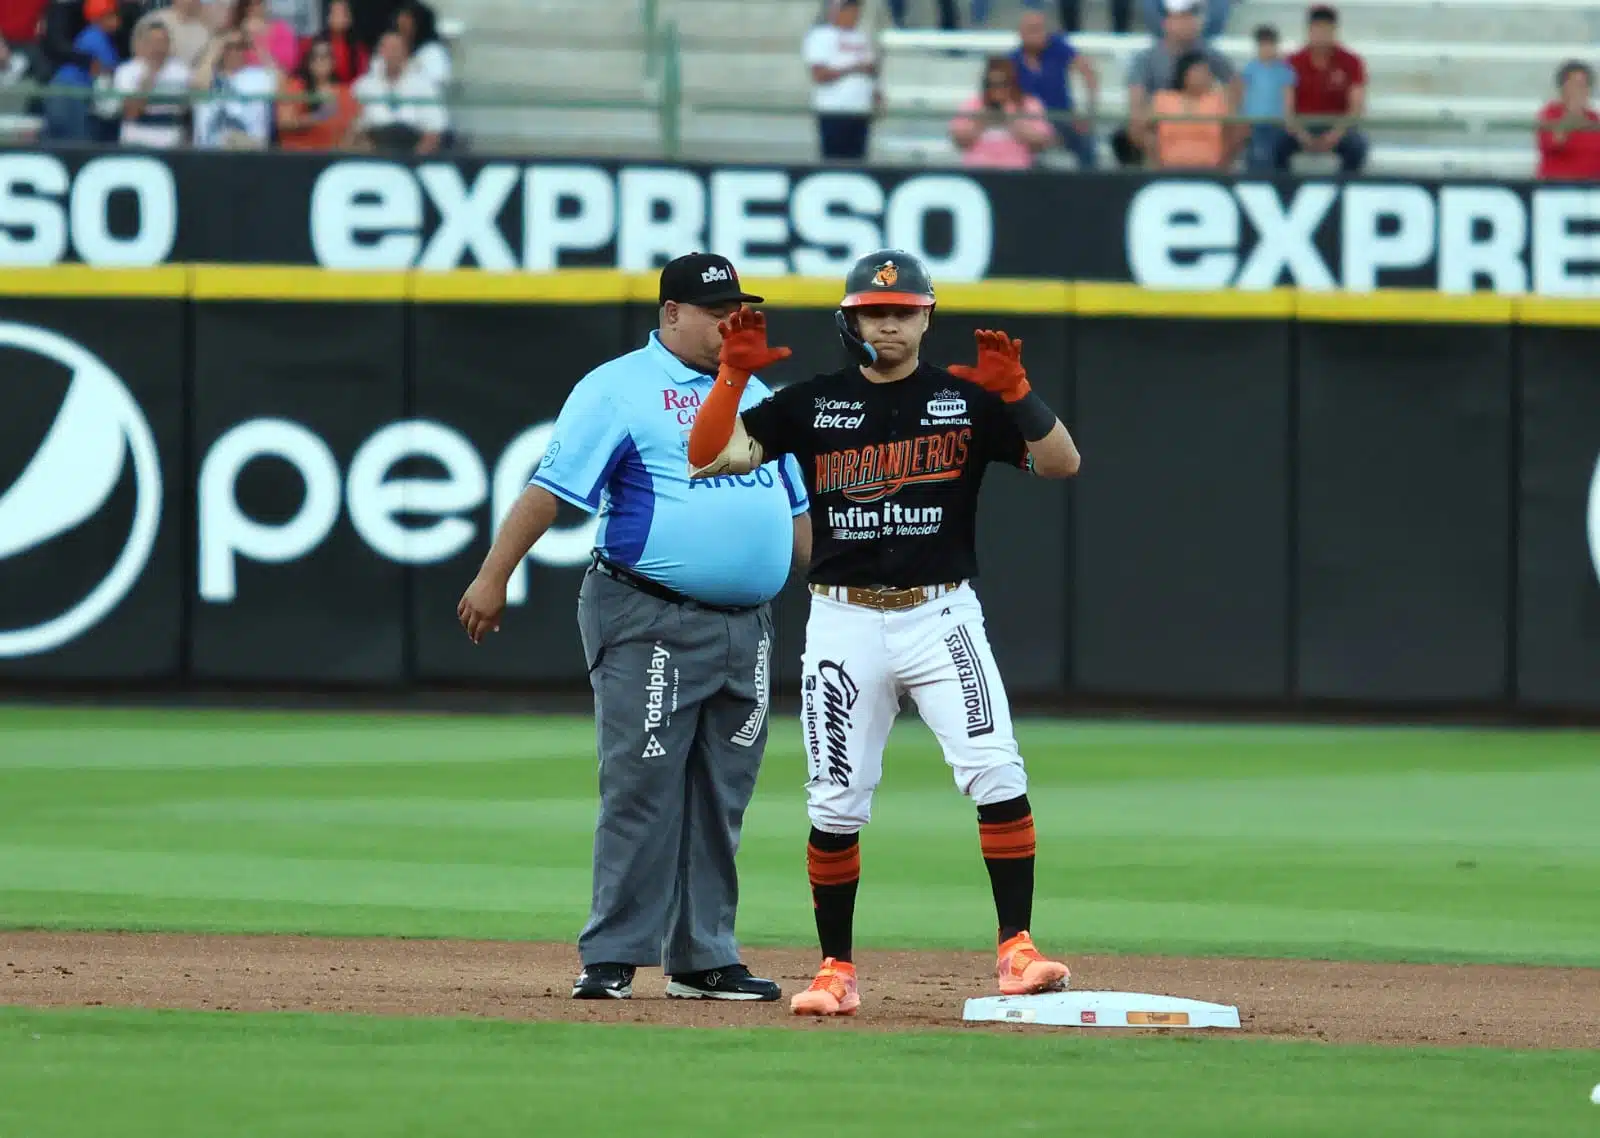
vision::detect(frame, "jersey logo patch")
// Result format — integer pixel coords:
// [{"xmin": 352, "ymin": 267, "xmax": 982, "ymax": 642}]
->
[
  {"xmin": 927, "ymin": 397, "xmax": 967, "ymax": 419},
  {"xmin": 644, "ymin": 643, "xmax": 678, "ymax": 734},
  {"xmin": 814, "ymin": 398, "xmax": 866, "ymax": 429},
  {"xmin": 730, "ymin": 636, "xmax": 770, "ymax": 747},
  {"xmin": 815, "ymin": 430, "xmax": 971, "ymax": 503},
  {"xmin": 804, "ymin": 660, "xmax": 860, "ymax": 787},
  {"xmin": 827, "ymin": 503, "xmax": 944, "ymax": 540},
  {"xmin": 642, "ymin": 734, "xmax": 667, "ymax": 758},
  {"xmin": 944, "ymin": 627, "xmax": 995, "ymax": 738},
  {"xmin": 815, "ymin": 412, "xmax": 866, "ymax": 429}
]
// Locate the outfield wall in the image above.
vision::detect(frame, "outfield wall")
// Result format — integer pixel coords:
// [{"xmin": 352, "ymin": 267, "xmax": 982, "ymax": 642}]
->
[{"xmin": 1, "ymin": 266, "xmax": 1596, "ymax": 714}]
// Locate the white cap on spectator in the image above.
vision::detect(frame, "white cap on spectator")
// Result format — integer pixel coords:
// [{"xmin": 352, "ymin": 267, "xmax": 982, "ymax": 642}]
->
[{"xmin": 1163, "ymin": 0, "xmax": 1201, "ymax": 12}]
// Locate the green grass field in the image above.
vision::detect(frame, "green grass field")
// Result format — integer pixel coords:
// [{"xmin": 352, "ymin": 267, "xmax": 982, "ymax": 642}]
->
[
  {"xmin": 2, "ymin": 706, "xmax": 1597, "ymax": 1137},
  {"xmin": 2, "ymin": 1009, "xmax": 1594, "ymax": 1138}
]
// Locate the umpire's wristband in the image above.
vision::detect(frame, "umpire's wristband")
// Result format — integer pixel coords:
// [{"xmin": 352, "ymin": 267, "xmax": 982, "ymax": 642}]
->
[{"xmin": 1005, "ymin": 390, "xmax": 1058, "ymax": 442}]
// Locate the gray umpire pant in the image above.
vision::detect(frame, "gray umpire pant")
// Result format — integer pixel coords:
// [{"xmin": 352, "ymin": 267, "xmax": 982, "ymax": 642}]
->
[{"xmin": 575, "ymin": 566, "xmax": 773, "ymax": 974}]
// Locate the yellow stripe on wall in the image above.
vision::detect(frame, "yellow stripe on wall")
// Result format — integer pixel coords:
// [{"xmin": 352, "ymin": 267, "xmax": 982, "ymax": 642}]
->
[
  {"xmin": 0, "ymin": 265, "xmax": 189, "ymax": 298},
  {"xmin": 1076, "ymin": 282, "xmax": 1295, "ymax": 319},
  {"xmin": 1514, "ymin": 295, "xmax": 1600, "ymax": 328},
  {"xmin": 1297, "ymin": 288, "xmax": 1516, "ymax": 325},
  {"xmin": 946, "ymin": 278, "xmax": 1075, "ymax": 315},
  {"xmin": 410, "ymin": 268, "xmax": 653, "ymax": 304},
  {"xmin": 192, "ymin": 265, "xmax": 408, "ymax": 301},
  {"xmin": 2, "ymin": 265, "xmax": 1599, "ymax": 327}
]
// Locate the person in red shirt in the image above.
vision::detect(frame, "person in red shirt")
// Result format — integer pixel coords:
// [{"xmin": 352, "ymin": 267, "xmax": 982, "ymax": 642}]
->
[
  {"xmin": 0, "ymin": 0, "xmax": 48, "ymax": 46},
  {"xmin": 1274, "ymin": 4, "xmax": 1368, "ymax": 173},
  {"xmin": 1537, "ymin": 61, "xmax": 1600, "ymax": 181},
  {"xmin": 320, "ymin": 0, "xmax": 369, "ymax": 83}
]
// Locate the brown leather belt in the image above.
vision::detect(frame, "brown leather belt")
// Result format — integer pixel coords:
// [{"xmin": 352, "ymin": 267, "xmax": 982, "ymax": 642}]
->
[{"xmin": 809, "ymin": 582, "xmax": 961, "ymax": 612}]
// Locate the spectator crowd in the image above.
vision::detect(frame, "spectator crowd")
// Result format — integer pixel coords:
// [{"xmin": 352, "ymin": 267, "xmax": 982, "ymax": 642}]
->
[
  {"xmin": 0, "ymin": 0, "xmax": 453, "ymax": 152},
  {"xmin": 807, "ymin": 0, "xmax": 1372, "ymax": 172},
  {"xmin": 811, "ymin": 0, "xmax": 1600, "ymax": 180},
  {"xmin": 980, "ymin": 0, "xmax": 1373, "ymax": 173}
]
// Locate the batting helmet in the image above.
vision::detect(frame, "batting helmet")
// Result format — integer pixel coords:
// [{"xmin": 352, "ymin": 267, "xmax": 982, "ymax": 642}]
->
[{"xmin": 835, "ymin": 250, "xmax": 937, "ymax": 365}]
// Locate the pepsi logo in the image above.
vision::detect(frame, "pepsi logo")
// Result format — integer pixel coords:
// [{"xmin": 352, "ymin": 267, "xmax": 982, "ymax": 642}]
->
[{"xmin": 0, "ymin": 324, "xmax": 163, "ymax": 658}]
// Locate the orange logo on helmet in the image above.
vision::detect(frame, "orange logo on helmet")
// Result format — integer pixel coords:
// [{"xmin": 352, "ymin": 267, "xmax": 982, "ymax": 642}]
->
[{"xmin": 873, "ymin": 262, "xmax": 898, "ymax": 287}]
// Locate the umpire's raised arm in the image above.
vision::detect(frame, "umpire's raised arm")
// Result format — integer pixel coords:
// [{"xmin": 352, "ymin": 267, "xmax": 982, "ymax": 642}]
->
[{"xmin": 686, "ymin": 309, "xmax": 792, "ymax": 476}]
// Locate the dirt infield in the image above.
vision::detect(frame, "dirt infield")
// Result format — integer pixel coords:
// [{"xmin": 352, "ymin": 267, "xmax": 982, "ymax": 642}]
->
[{"xmin": 3, "ymin": 932, "xmax": 1597, "ymax": 1049}]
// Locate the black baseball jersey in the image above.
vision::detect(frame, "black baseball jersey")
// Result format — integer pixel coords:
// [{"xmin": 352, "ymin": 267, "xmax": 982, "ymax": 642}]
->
[{"xmin": 740, "ymin": 362, "xmax": 1029, "ymax": 587}]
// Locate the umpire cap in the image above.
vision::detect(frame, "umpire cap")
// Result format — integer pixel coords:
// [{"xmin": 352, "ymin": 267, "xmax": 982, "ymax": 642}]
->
[
  {"xmin": 658, "ymin": 252, "xmax": 764, "ymax": 307},
  {"xmin": 839, "ymin": 250, "xmax": 937, "ymax": 309}
]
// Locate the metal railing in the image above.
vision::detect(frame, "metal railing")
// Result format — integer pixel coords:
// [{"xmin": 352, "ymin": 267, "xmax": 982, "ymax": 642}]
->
[
  {"xmin": 641, "ymin": 0, "xmax": 662, "ymax": 81},
  {"xmin": 660, "ymin": 22, "xmax": 683, "ymax": 158},
  {"xmin": 671, "ymin": 94, "xmax": 1600, "ymax": 135},
  {"xmin": 640, "ymin": 0, "xmax": 683, "ymax": 158}
]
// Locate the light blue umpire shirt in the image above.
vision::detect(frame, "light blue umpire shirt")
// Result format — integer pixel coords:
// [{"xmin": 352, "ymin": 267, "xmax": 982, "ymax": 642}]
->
[{"xmin": 531, "ymin": 331, "xmax": 809, "ymax": 607}]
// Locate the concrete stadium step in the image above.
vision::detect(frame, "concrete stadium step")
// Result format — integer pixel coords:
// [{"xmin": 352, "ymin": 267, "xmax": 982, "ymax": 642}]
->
[
  {"xmin": 456, "ymin": 0, "xmax": 643, "ymax": 38},
  {"xmin": 681, "ymin": 109, "xmax": 822, "ymax": 162},
  {"xmin": 447, "ymin": 6, "xmax": 813, "ymax": 51},
  {"xmin": 453, "ymin": 104, "xmax": 664, "ymax": 156},
  {"xmin": 679, "ymin": 49, "xmax": 812, "ymax": 96},
  {"xmin": 461, "ymin": 45, "xmax": 651, "ymax": 93},
  {"xmin": 659, "ymin": 0, "xmax": 822, "ymax": 38},
  {"xmin": 1363, "ymin": 58, "xmax": 1566, "ymax": 99},
  {"xmin": 445, "ymin": 0, "xmax": 819, "ymax": 43}
]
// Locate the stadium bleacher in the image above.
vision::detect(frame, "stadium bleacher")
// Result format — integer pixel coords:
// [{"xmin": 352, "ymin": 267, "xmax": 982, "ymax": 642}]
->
[{"xmin": 444, "ymin": 0, "xmax": 1600, "ymax": 175}]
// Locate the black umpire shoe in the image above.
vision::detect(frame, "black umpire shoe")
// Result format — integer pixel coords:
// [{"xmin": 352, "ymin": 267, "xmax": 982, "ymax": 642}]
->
[
  {"xmin": 572, "ymin": 963, "xmax": 635, "ymax": 999},
  {"xmin": 664, "ymin": 964, "xmax": 781, "ymax": 1001}
]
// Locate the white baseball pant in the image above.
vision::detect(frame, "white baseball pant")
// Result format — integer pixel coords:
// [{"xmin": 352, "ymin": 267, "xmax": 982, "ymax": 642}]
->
[{"xmin": 799, "ymin": 582, "xmax": 1028, "ymax": 834}]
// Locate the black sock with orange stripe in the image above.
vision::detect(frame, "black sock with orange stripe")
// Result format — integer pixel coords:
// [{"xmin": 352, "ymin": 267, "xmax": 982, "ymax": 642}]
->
[
  {"xmin": 806, "ymin": 828, "xmax": 861, "ymax": 963},
  {"xmin": 977, "ymin": 794, "xmax": 1036, "ymax": 943}
]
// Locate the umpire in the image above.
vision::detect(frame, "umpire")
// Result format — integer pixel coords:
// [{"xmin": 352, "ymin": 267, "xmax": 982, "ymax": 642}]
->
[{"xmin": 458, "ymin": 253, "xmax": 811, "ymax": 1002}]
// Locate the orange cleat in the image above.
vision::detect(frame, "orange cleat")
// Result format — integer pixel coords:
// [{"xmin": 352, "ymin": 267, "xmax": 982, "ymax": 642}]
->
[
  {"xmin": 996, "ymin": 931, "xmax": 1070, "ymax": 996},
  {"xmin": 790, "ymin": 958, "xmax": 861, "ymax": 1017}
]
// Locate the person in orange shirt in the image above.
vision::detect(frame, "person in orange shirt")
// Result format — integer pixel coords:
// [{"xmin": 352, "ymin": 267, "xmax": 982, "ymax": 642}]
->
[
  {"xmin": 1149, "ymin": 49, "xmax": 1230, "ymax": 168},
  {"xmin": 277, "ymin": 36, "xmax": 360, "ymax": 149}
]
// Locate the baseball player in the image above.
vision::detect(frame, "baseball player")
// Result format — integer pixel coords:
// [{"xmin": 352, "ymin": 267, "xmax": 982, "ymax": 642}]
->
[{"xmin": 686, "ymin": 250, "xmax": 1082, "ymax": 1016}]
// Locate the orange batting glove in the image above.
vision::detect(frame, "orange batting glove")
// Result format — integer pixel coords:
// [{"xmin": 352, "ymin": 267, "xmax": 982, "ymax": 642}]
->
[
  {"xmin": 717, "ymin": 308, "xmax": 793, "ymax": 375},
  {"xmin": 947, "ymin": 329, "xmax": 1031, "ymax": 403}
]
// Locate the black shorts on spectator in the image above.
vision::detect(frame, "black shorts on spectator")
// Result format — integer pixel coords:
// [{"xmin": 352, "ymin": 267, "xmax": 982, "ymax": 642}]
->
[
  {"xmin": 818, "ymin": 112, "xmax": 870, "ymax": 160},
  {"xmin": 1274, "ymin": 124, "xmax": 1369, "ymax": 172},
  {"xmin": 1056, "ymin": 0, "xmax": 1131, "ymax": 33}
]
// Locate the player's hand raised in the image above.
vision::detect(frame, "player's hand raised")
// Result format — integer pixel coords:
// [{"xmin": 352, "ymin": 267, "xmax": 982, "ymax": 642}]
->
[
  {"xmin": 718, "ymin": 308, "xmax": 793, "ymax": 374},
  {"xmin": 948, "ymin": 329, "xmax": 1032, "ymax": 403}
]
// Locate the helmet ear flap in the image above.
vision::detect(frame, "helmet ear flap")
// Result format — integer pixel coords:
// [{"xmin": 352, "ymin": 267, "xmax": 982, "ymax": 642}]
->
[{"xmin": 835, "ymin": 309, "xmax": 877, "ymax": 365}]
